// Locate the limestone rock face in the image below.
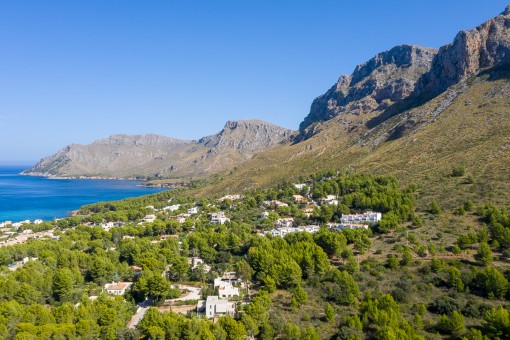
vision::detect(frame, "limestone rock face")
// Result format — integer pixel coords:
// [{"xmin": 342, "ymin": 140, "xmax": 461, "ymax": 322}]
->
[
  {"xmin": 299, "ymin": 45, "xmax": 437, "ymax": 132},
  {"xmin": 299, "ymin": 6, "xmax": 510, "ymax": 138},
  {"xmin": 417, "ymin": 6, "xmax": 510, "ymax": 94},
  {"xmin": 23, "ymin": 120, "xmax": 293, "ymax": 178},
  {"xmin": 199, "ymin": 120, "xmax": 292, "ymax": 154}
]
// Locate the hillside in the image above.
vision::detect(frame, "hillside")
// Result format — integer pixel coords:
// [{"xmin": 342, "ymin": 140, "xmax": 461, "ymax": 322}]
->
[
  {"xmin": 22, "ymin": 120, "xmax": 292, "ymax": 179},
  {"xmin": 195, "ymin": 7, "xmax": 510, "ymax": 209}
]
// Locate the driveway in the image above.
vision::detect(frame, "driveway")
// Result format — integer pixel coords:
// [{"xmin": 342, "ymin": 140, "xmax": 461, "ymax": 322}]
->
[
  {"xmin": 169, "ymin": 285, "xmax": 201, "ymax": 302},
  {"xmin": 127, "ymin": 298, "xmax": 153, "ymax": 329}
]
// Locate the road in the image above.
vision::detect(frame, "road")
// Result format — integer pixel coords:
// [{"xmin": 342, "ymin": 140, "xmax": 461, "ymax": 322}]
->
[{"xmin": 127, "ymin": 298, "xmax": 153, "ymax": 329}]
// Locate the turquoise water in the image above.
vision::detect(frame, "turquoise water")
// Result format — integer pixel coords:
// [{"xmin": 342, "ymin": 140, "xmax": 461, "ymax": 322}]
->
[{"xmin": 0, "ymin": 166, "xmax": 167, "ymax": 222}]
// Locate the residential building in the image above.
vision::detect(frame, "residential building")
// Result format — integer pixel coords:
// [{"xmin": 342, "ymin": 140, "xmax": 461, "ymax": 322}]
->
[
  {"xmin": 275, "ymin": 217, "xmax": 294, "ymax": 228},
  {"xmin": 303, "ymin": 207, "xmax": 314, "ymax": 218},
  {"xmin": 104, "ymin": 282, "xmax": 132, "ymax": 295},
  {"xmin": 268, "ymin": 225, "xmax": 320, "ymax": 238},
  {"xmin": 210, "ymin": 212, "xmax": 230, "ymax": 224},
  {"xmin": 327, "ymin": 222, "xmax": 369, "ymax": 231},
  {"xmin": 294, "ymin": 183, "xmax": 307, "ymax": 190},
  {"xmin": 189, "ymin": 257, "xmax": 211, "ymax": 272},
  {"xmin": 187, "ymin": 207, "xmax": 199, "ymax": 215},
  {"xmin": 260, "ymin": 211, "xmax": 270, "ymax": 219},
  {"xmin": 197, "ymin": 296, "xmax": 236, "ymax": 318},
  {"xmin": 142, "ymin": 215, "xmax": 156, "ymax": 223},
  {"xmin": 163, "ymin": 204, "xmax": 181, "ymax": 212},
  {"xmin": 293, "ymin": 195, "xmax": 306, "ymax": 203},
  {"xmin": 214, "ymin": 278, "xmax": 240, "ymax": 298},
  {"xmin": 340, "ymin": 211, "xmax": 382, "ymax": 224}
]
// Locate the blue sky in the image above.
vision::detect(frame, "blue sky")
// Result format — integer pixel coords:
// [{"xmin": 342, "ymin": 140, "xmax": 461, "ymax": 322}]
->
[{"xmin": 0, "ymin": 0, "xmax": 508, "ymax": 164}]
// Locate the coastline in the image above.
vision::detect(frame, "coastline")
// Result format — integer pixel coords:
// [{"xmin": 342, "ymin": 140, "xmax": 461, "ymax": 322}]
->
[{"xmin": 19, "ymin": 171, "xmax": 144, "ymax": 181}]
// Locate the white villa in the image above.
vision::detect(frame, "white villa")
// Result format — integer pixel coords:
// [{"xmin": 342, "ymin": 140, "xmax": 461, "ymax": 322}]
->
[
  {"xmin": 163, "ymin": 204, "xmax": 181, "ymax": 212},
  {"xmin": 327, "ymin": 222, "xmax": 369, "ymax": 231},
  {"xmin": 187, "ymin": 207, "xmax": 199, "ymax": 215},
  {"xmin": 340, "ymin": 212, "xmax": 382, "ymax": 224},
  {"xmin": 275, "ymin": 218, "xmax": 294, "ymax": 228},
  {"xmin": 214, "ymin": 278, "xmax": 239, "ymax": 298},
  {"xmin": 197, "ymin": 296, "xmax": 236, "ymax": 319},
  {"xmin": 294, "ymin": 183, "xmax": 307, "ymax": 190},
  {"xmin": 189, "ymin": 257, "xmax": 211, "ymax": 272},
  {"xmin": 104, "ymin": 282, "xmax": 132, "ymax": 295},
  {"xmin": 141, "ymin": 215, "xmax": 157, "ymax": 223},
  {"xmin": 210, "ymin": 212, "xmax": 230, "ymax": 224},
  {"xmin": 269, "ymin": 225, "xmax": 320, "ymax": 238}
]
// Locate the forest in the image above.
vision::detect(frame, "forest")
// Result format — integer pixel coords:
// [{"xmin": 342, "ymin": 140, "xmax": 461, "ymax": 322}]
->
[{"xmin": 0, "ymin": 170, "xmax": 509, "ymax": 339}]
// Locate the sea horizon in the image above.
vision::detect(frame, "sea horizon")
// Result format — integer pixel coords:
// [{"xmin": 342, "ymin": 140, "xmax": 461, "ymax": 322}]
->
[{"xmin": 0, "ymin": 165, "xmax": 167, "ymax": 222}]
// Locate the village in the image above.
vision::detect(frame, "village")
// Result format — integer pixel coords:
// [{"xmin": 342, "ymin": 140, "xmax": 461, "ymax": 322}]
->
[{"xmin": 0, "ymin": 181, "xmax": 383, "ymax": 324}]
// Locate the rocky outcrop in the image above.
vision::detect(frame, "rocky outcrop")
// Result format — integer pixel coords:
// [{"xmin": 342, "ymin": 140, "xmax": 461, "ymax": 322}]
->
[
  {"xmin": 199, "ymin": 120, "xmax": 292, "ymax": 153},
  {"xmin": 417, "ymin": 5, "xmax": 510, "ymax": 95},
  {"xmin": 299, "ymin": 6, "xmax": 510, "ymax": 138},
  {"xmin": 299, "ymin": 45, "xmax": 437, "ymax": 132},
  {"xmin": 23, "ymin": 120, "xmax": 293, "ymax": 179}
]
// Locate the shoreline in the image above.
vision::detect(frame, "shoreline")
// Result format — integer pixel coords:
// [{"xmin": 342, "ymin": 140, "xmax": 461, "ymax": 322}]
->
[
  {"xmin": 20, "ymin": 172, "xmax": 187, "ymax": 189},
  {"xmin": 19, "ymin": 172, "xmax": 144, "ymax": 181}
]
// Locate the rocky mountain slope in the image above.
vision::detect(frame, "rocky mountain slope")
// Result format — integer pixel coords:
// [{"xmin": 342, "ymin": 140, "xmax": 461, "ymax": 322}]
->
[
  {"xmin": 196, "ymin": 6, "xmax": 510, "ymax": 207},
  {"xmin": 22, "ymin": 120, "xmax": 292, "ymax": 179},
  {"xmin": 298, "ymin": 6, "xmax": 510, "ymax": 140}
]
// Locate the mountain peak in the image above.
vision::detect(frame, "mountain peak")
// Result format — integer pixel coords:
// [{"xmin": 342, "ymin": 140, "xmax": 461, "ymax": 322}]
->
[
  {"xmin": 298, "ymin": 44, "xmax": 437, "ymax": 133},
  {"xmin": 299, "ymin": 5, "xmax": 510, "ymax": 137},
  {"xmin": 199, "ymin": 120, "xmax": 293, "ymax": 151}
]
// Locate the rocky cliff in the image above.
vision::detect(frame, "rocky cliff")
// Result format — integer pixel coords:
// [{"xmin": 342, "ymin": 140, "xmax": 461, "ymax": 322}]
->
[
  {"xmin": 23, "ymin": 120, "xmax": 292, "ymax": 179},
  {"xmin": 298, "ymin": 45, "xmax": 438, "ymax": 135},
  {"xmin": 299, "ymin": 6, "xmax": 510, "ymax": 138}
]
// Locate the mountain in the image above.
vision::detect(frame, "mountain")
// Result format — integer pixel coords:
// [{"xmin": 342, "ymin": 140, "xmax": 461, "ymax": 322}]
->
[
  {"xmin": 195, "ymin": 6, "xmax": 510, "ymax": 208},
  {"xmin": 25, "ymin": 6, "xmax": 510, "ymax": 202},
  {"xmin": 22, "ymin": 120, "xmax": 293, "ymax": 179},
  {"xmin": 299, "ymin": 6, "xmax": 510, "ymax": 139}
]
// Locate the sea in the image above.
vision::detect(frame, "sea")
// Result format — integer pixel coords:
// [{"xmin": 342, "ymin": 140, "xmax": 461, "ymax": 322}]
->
[{"xmin": 0, "ymin": 165, "xmax": 167, "ymax": 222}]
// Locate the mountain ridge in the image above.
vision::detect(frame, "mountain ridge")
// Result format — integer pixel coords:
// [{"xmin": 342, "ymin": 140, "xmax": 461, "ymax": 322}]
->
[
  {"xmin": 22, "ymin": 120, "xmax": 293, "ymax": 179},
  {"xmin": 25, "ymin": 6, "xmax": 510, "ymax": 197}
]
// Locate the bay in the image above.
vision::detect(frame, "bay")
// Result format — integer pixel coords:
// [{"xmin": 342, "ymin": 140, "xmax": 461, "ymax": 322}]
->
[{"xmin": 0, "ymin": 165, "xmax": 167, "ymax": 222}]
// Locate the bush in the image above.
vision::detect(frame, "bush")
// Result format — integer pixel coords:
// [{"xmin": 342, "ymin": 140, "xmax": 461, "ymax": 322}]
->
[{"xmin": 451, "ymin": 166, "xmax": 466, "ymax": 177}]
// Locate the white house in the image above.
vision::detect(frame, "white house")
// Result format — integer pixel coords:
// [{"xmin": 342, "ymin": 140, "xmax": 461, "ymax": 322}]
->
[
  {"xmin": 214, "ymin": 278, "xmax": 240, "ymax": 298},
  {"xmin": 327, "ymin": 222, "xmax": 369, "ymax": 231},
  {"xmin": 197, "ymin": 296, "xmax": 236, "ymax": 318},
  {"xmin": 211, "ymin": 212, "xmax": 230, "ymax": 224},
  {"xmin": 104, "ymin": 282, "xmax": 132, "ymax": 295},
  {"xmin": 33, "ymin": 219, "xmax": 43, "ymax": 225},
  {"xmin": 340, "ymin": 212, "xmax": 382, "ymax": 224},
  {"xmin": 142, "ymin": 215, "xmax": 156, "ymax": 223},
  {"xmin": 294, "ymin": 183, "xmax": 307, "ymax": 190},
  {"xmin": 275, "ymin": 218, "xmax": 294, "ymax": 228},
  {"xmin": 189, "ymin": 257, "xmax": 211, "ymax": 272},
  {"xmin": 260, "ymin": 211, "xmax": 270, "ymax": 219},
  {"xmin": 163, "ymin": 204, "xmax": 181, "ymax": 212},
  {"xmin": 269, "ymin": 225, "xmax": 320, "ymax": 238},
  {"xmin": 321, "ymin": 195, "xmax": 338, "ymax": 203},
  {"xmin": 293, "ymin": 195, "xmax": 306, "ymax": 203},
  {"xmin": 187, "ymin": 207, "xmax": 199, "ymax": 215}
]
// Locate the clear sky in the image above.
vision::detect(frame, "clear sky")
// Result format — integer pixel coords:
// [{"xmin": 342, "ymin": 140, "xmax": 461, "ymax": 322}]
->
[{"xmin": 0, "ymin": 0, "xmax": 508, "ymax": 164}]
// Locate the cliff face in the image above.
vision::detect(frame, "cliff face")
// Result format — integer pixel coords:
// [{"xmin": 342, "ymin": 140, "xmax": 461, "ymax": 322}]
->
[
  {"xmin": 23, "ymin": 120, "xmax": 293, "ymax": 179},
  {"xmin": 299, "ymin": 6, "xmax": 510, "ymax": 138},
  {"xmin": 299, "ymin": 45, "xmax": 438, "ymax": 134},
  {"xmin": 417, "ymin": 5, "xmax": 510, "ymax": 95},
  {"xmin": 199, "ymin": 120, "xmax": 292, "ymax": 153}
]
